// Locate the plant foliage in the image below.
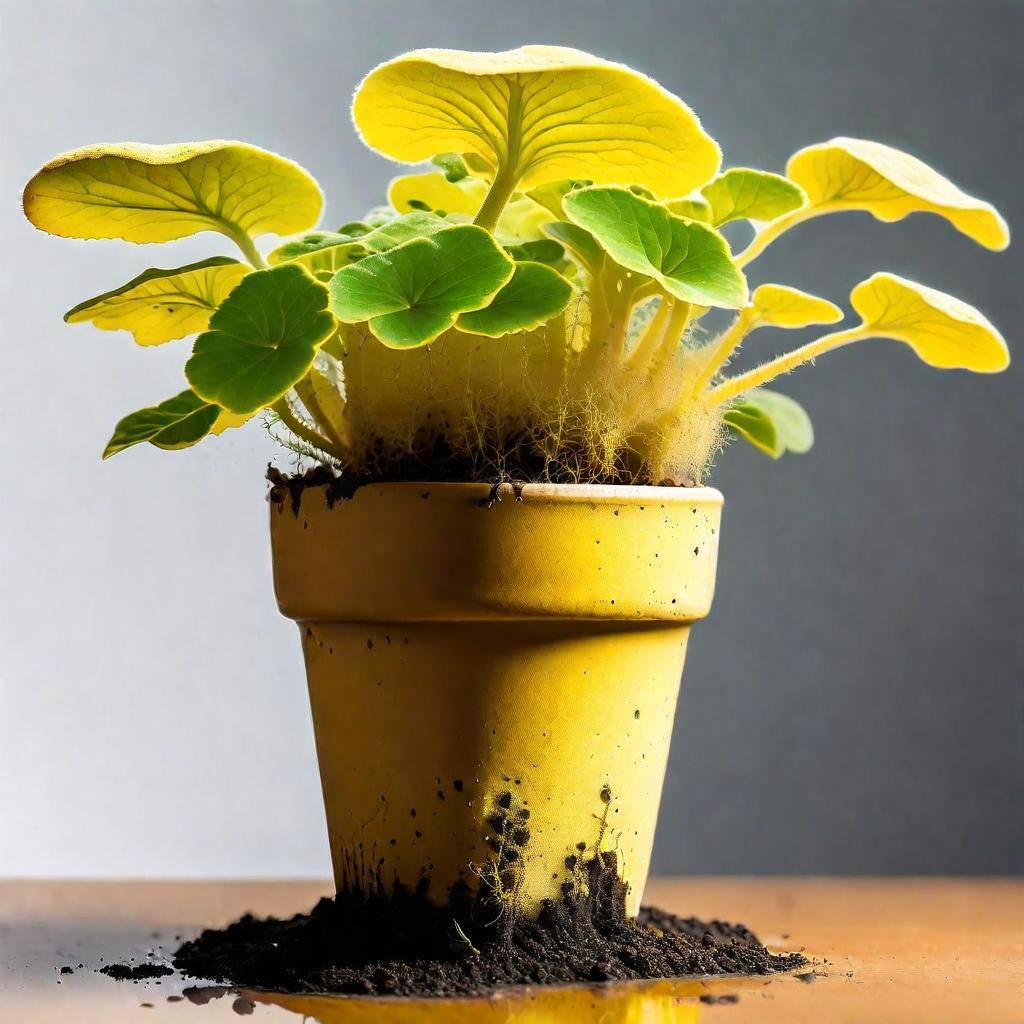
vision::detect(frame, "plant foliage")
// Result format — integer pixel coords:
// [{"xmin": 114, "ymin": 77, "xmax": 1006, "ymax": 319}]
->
[{"xmin": 23, "ymin": 46, "xmax": 1009, "ymax": 479}]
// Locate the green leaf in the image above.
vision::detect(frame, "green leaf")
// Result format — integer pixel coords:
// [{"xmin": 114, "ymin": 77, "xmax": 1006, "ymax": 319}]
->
[
  {"xmin": 24, "ymin": 141, "xmax": 322, "ymax": 245},
  {"xmin": 337, "ymin": 220, "xmax": 372, "ymax": 236},
  {"xmin": 431, "ymin": 152, "xmax": 470, "ymax": 182},
  {"xmin": 504, "ymin": 239, "xmax": 566, "ymax": 266},
  {"xmin": 665, "ymin": 195, "xmax": 713, "ymax": 222},
  {"xmin": 542, "ymin": 222, "xmax": 604, "ymax": 268},
  {"xmin": 563, "ymin": 186, "xmax": 748, "ymax": 308},
  {"xmin": 269, "ymin": 231, "xmax": 363, "ymax": 264},
  {"xmin": 102, "ymin": 389, "xmax": 222, "ymax": 459},
  {"xmin": 329, "ymin": 224, "xmax": 514, "ymax": 349},
  {"xmin": 458, "ymin": 262, "xmax": 573, "ymax": 338},
  {"xmin": 360, "ymin": 212, "xmax": 450, "ymax": 252},
  {"xmin": 724, "ymin": 403, "xmax": 779, "ymax": 457},
  {"xmin": 268, "ymin": 213, "xmax": 449, "ymax": 277},
  {"xmin": 360, "ymin": 206, "xmax": 397, "ymax": 229},
  {"xmin": 700, "ymin": 169, "xmax": 806, "ymax": 227},
  {"xmin": 743, "ymin": 389, "xmax": 814, "ymax": 454},
  {"xmin": 185, "ymin": 264, "xmax": 335, "ymax": 414},
  {"xmin": 64, "ymin": 258, "xmax": 250, "ymax": 346},
  {"xmin": 525, "ymin": 179, "xmax": 592, "ymax": 220}
]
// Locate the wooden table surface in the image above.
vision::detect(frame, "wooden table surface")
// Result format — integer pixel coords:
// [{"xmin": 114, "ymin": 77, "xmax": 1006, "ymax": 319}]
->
[{"xmin": 2, "ymin": 878, "xmax": 1021, "ymax": 1023}]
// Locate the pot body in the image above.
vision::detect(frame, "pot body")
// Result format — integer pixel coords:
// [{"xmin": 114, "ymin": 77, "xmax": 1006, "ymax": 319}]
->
[{"xmin": 271, "ymin": 483, "xmax": 722, "ymax": 915}]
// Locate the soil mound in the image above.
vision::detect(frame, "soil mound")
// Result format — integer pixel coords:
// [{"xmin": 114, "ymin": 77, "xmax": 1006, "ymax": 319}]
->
[{"xmin": 174, "ymin": 853, "xmax": 805, "ymax": 998}]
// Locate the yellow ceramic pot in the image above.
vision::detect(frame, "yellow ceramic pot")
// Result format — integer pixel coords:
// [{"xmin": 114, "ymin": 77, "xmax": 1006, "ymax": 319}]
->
[{"xmin": 271, "ymin": 483, "xmax": 722, "ymax": 916}]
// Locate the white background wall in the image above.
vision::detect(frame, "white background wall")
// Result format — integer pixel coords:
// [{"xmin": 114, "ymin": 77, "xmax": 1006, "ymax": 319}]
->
[{"xmin": 1, "ymin": 0, "xmax": 1021, "ymax": 877}]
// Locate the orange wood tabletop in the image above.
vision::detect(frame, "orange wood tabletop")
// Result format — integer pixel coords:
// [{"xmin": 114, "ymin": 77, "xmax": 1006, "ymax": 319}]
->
[{"xmin": 2, "ymin": 877, "xmax": 1021, "ymax": 1023}]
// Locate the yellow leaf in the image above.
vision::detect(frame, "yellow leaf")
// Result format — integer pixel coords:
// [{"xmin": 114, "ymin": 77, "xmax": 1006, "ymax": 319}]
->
[
  {"xmin": 23, "ymin": 141, "xmax": 323, "ymax": 246},
  {"xmin": 749, "ymin": 284, "xmax": 843, "ymax": 329},
  {"xmin": 388, "ymin": 172, "xmax": 486, "ymax": 216},
  {"xmin": 210, "ymin": 409, "xmax": 256, "ymax": 435},
  {"xmin": 64, "ymin": 258, "xmax": 250, "ymax": 346},
  {"xmin": 851, "ymin": 273, "xmax": 1009, "ymax": 372},
  {"xmin": 353, "ymin": 46, "xmax": 720, "ymax": 199},
  {"xmin": 497, "ymin": 195, "xmax": 555, "ymax": 242},
  {"xmin": 787, "ymin": 138, "xmax": 1009, "ymax": 251}
]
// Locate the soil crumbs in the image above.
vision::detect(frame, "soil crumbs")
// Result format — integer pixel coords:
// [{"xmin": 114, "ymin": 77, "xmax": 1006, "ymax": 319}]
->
[{"xmin": 174, "ymin": 853, "xmax": 805, "ymax": 998}]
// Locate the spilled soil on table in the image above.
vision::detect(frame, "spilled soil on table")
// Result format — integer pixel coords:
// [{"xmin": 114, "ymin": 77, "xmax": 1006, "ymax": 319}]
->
[{"xmin": 173, "ymin": 794, "xmax": 805, "ymax": 998}]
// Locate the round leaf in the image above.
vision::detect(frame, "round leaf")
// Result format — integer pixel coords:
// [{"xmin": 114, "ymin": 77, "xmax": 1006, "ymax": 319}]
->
[
  {"xmin": 329, "ymin": 224, "xmax": 514, "ymax": 349},
  {"xmin": 787, "ymin": 138, "xmax": 1009, "ymax": 251},
  {"xmin": 431, "ymin": 152, "xmax": 470, "ymax": 182},
  {"xmin": 742, "ymin": 389, "xmax": 814, "ymax": 454},
  {"xmin": 851, "ymin": 273, "xmax": 1009, "ymax": 373},
  {"xmin": 268, "ymin": 213, "xmax": 450, "ymax": 277},
  {"xmin": 700, "ymin": 169, "xmax": 806, "ymax": 227},
  {"xmin": 504, "ymin": 239, "xmax": 567, "ymax": 267},
  {"xmin": 543, "ymin": 221, "xmax": 604, "ymax": 268},
  {"xmin": 268, "ymin": 231, "xmax": 367, "ymax": 277},
  {"xmin": 665, "ymin": 195, "xmax": 713, "ymax": 222},
  {"xmin": 186, "ymin": 264, "xmax": 335, "ymax": 414},
  {"xmin": 24, "ymin": 141, "xmax": 323, "ymax": 244},
  {"xmin": 457, "ymin": 261, "xmax": 573, "ymax": 338},
  {"xmin": 353, "ymin": 46, "xmax": 721, "ymax": 198},
  {"xmin": 65, "ymin": 258, "xmax": 250, "ymax": 346},
  {"xmin": 749, "ymin": 284, "xmax": 843, "ymax": 329},
  {"xmin": 388, "ymin": 172, "xmax": 486, "ymax": 216},
  {"xmin": 723, "ymin": 403, "xmax": 779, "ymax": 457},
  {"xmin": 103, "ymin": 389, "xmax": 222, "ymax": 459},
  {"xmin": 563, "ymin": 186, "xmax": 748, "ymax": 308}
]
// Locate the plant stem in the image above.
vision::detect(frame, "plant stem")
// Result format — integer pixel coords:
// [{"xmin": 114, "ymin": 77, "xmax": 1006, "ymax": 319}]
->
[
  {"xmin": 294, "ymin": 375, "xmax": 348, "ymax": 448},
  {"xmin": 624, "ymin": 294, "xmax": 672, "ymax": 370},
  {"xmin": 648, "ymin": 299, "xmax": 693, "ymax": 376},
  {"xmin": 734, "ymin": 205, "xmax": 834, "ymax": 267},
  {"xmin": 272, "ymin": 397, "xmax": 346, "ymax": 461},
  {"xmin": 706, "ymin": 325, "xmax": 871, "ymax": 406},
  {"xmin": 224, "ymin": 225, "xmax": 267, "ymax": 270},
  {"xmin": 472, "ymin": 78, "xmax": 524, "ymax": 232},
  {"xmin": 473, "ymin": 168, "xmax": 518, "ymax": 232},
  {"xmin": 690, "ymin": 308, "xmax": 756, "ymax": 396}
]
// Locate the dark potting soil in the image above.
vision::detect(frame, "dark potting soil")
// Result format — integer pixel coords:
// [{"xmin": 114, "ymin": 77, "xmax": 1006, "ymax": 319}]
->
[
  {"xmin": 99, "ymin": 962, "xmax": 174, "ymax": 981},
  {"xmin": 173, "ymin": 852, "xmax": 805, "ymax": 998},
  {"xmin": 267, "ymin": 460, "xmax": 697, "ymax": 515}
]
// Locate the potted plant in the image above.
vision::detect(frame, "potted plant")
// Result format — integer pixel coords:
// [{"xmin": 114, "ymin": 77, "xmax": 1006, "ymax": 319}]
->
[{"xmin": 24, "ymin": 45, "xmax": 1008, "ymax": 934}]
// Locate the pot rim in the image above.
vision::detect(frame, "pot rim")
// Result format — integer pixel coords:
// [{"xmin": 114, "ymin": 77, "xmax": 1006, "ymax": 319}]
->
[{"xmin": 331, "ymin": 481, "xmax": 724, "ymax": 506}]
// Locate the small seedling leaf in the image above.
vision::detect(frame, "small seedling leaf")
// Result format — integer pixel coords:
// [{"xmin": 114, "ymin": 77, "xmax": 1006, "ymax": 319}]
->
[
  {"xmin": 749, "ymin": 284, "xmax": 844, "ymax": 329},
  {"xmin": 700, "ymin": 168, "xmax": 806, "ymax": 227},
  {"xmin": 742, "ymin": 389, "xmax": 814, "ymax": 454},
  {"xmin": 724, "ymin": 402, "xmax": 780, "ymax": 457},
  {"xmin": 103, "ymin": 389, "xmax": 222, "ymax": 458}
]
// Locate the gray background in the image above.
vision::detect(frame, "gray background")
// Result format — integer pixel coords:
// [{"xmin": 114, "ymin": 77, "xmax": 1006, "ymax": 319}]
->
[{"xmin": 1, "ymin": 0, "xmax": 1021, "ymax": 878}]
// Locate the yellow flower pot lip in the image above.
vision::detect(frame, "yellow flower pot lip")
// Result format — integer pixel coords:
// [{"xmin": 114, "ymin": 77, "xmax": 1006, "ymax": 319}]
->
[
  {"xmin": 333, "ymin": 480, "xmax": 725, "ymax": 506},
  {"xmin": 272, "ymin": 480, "xmax": 724, "ymax": 623}
]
